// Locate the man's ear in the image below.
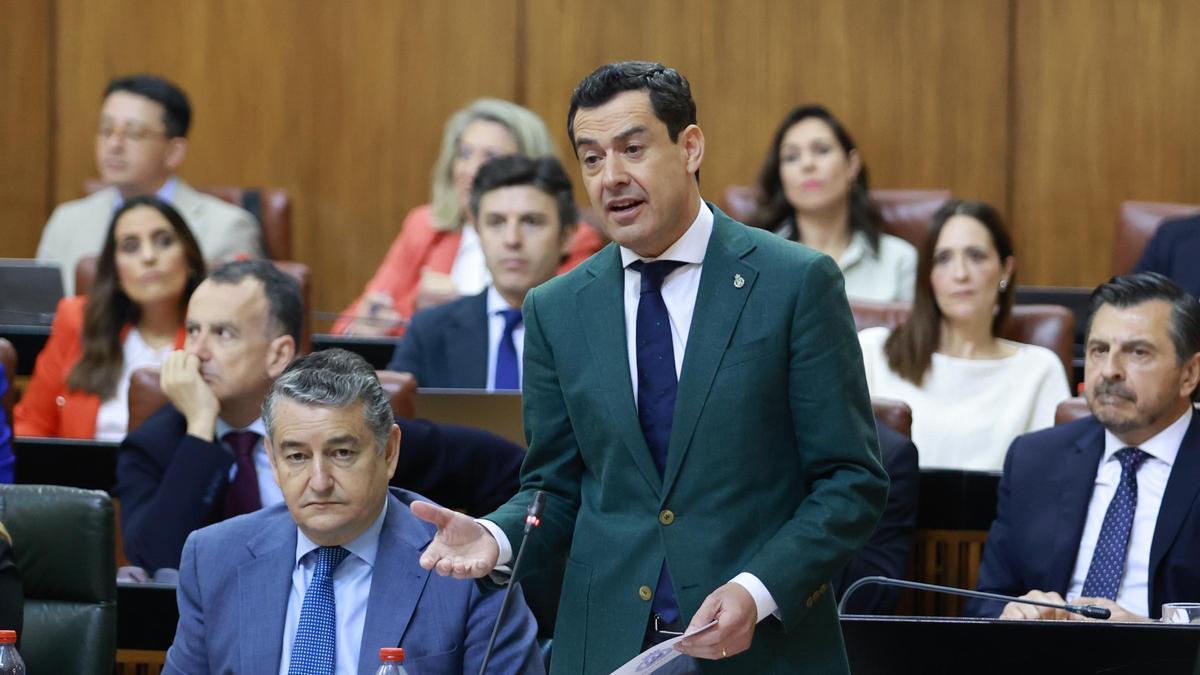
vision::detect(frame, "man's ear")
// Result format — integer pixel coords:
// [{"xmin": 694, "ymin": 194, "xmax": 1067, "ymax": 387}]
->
[
  {"xmin": 1179, "ymin": 352, "xmax": 1200, "ymax": 401},
  {"xmin": 164, "ymin": 137, "xmax": 188, "ymax": 173},
  {"xmin": 265, "ymin": 335, "xmax": 297, "ymax": 379},
  {"xmin": 680, "ymin": 124, "xmax": 705, "ymax": 175},
  {"xmin": 384, "ymin": 423, "xmax": 401, "ymax": 479},
  {"xmin": 559, "ymin": 221, "xmax": 579, "ymax": 257}
]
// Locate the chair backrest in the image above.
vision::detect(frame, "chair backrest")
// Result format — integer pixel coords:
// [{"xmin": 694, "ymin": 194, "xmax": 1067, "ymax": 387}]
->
[
  {"xmin": 1113, "ymin": 200, "xmax": 1200, "ymax": 275},
  {"xmin": 720, "ymin": 185, "xmax": 951, "ymax": 250},
  {"xmin": 0, "ymin": 484, "xmax": 116, "ymax": 674},
  {"xmin": 0, "ymin": 338, "xmax": 15, "ymax": 429},
  {"xmin": 850, "ymin": 300, "xmax": 1077, "ymax": 384},
  {"xmin": 1055, "ymin": 396, "xmax": 1091, "ymax": 426},
  {"xmin": 871, "ymin": 397, "xmax": 912, "ymax": 438},
  {"xmin": 127, "ymin": 367, "xmax": 417, "ymax": 433},
  {"xmin": 83, "ymin": 179, "xmax": 293, "ymax": 260}
]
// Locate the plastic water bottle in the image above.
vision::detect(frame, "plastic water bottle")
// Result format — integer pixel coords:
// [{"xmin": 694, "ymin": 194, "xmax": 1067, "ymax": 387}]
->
[
  {"xmin": 0, "ymin": 631, "xmax": 24, "ymax": 675},
  {"xmin": 374, "ymin": 647, "xmax": 408, "ymax": 675}
]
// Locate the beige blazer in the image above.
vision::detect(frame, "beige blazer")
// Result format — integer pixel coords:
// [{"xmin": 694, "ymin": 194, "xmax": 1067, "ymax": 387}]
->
[{"xmin": 36, "ymin": 179, "xmax": 263, "ymax": 294}]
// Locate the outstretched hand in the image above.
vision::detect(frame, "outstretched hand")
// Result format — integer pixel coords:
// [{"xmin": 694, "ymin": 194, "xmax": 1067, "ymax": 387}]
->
[
  {"xmin": 676, "ymin": 582, "xmax": 757, "ymax": 660},
  {"xmin": 411, "ymin": 501, "xmax": 501, "ymax": 578}
]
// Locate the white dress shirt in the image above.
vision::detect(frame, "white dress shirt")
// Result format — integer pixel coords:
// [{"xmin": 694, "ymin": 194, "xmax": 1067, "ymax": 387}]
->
[
  {"xmin": 485, "ymin": 285, "xmax": 525, "ymax": 391},
  {"xmin": 1065, "ymin": 406, "xmax": 1191, "ymax": 617},
  {"xmin": 449, "ymin": 224, "xmax": 491, "ymax": 297},
  {"xmin": 279, "ymin": 501, "xmax": 388, "ymax": 675},
  {"xmin": 481, "ymin": 200, "xmax": 779, "ymax": 623},
  {"xmin": 216, "ymin": 417, "xmax": 284, "ymax": 508},
  {"xmin": 94, "ymin": 328, "xmax": 172, "ymax": 441}
]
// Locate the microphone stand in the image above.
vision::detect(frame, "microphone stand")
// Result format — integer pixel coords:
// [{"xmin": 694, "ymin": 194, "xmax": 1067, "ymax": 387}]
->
[
  {"xmin": 838, "ymin": 576, "xmax": 1112, "ymax": 620},
  {"xmin": 479, "ymin": 490, "xmax": 546, "ymax": 675}
]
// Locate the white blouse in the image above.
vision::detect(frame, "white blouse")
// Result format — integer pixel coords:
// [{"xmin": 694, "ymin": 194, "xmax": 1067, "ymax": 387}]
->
[
  {"xmin": 94, "ymin": 328, "xmax": 172, "ymax": 441},
  {"xmin": 858, "ymin": 326, "xmax": 1072, "ymax": 471},
  {"xmin": 775, "ymin": 224, "xmax": 917, "ymax": 302}
]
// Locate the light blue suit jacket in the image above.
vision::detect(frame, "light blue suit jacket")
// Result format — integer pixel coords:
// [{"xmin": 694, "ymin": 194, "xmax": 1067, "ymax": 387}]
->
[{"xmin": 165, "ymin": 488, "xmax": 544, "ymax": 675}]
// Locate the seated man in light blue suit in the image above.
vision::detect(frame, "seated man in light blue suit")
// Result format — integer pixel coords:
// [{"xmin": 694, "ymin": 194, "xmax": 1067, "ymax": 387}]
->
[{"xmin": 164, "ymin": 348, "xmax": 543, "ymax": 675}]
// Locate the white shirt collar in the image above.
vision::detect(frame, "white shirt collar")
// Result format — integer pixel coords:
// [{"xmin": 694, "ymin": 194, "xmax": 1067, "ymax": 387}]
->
[
  {"xmin": 1102, "ymin": 404, "xmax": 1192, "ymax": 468},
  {"xmin": 294, "ymin": 498, "xmax": 388, "ymax": 570},
  {"xmin": 486, "ymin": 285, "xmax": 520, "ymax": 316},
  {"xmin": 838, "ymin": 230, "xmax": 870, "ymax": 270},
  {"xmin": 619, "ymin": 199, "xmax": 713, "ymax": 268},
  {"xmin": 216, "ymin": 416, "xmax": 269, "ymax": 441}
]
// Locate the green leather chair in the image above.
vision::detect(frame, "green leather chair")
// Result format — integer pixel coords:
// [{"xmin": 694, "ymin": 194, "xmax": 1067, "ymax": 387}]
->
[{"xmin": 0, "ymin": 485, "xmax": 116, "ymax": 673}]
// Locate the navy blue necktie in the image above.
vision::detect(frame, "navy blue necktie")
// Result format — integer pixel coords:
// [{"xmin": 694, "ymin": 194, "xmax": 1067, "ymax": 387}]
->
[
  {"xmin": 222, "ymin": 430, "xmax": 262, "ymax": 518},
  {"xmin": 630, "ymin": 259, "xmax": 686, "ymax": 624},
  {"xmin": 288, "ymin": 545, "xmax": 350, "ymax": 675},
  {"xmin": 1081, "ymin": 447, "xmax": 1150, "ymax": 600},
  {"xmin": 495, "ymin": 308, "xmax": 522, "ymax": 391}
]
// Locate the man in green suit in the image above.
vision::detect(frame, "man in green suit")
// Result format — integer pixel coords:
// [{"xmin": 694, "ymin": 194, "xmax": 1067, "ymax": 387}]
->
[{"xmin": 413, "ymin": 61, "xmax": 888, "ymax": 674}]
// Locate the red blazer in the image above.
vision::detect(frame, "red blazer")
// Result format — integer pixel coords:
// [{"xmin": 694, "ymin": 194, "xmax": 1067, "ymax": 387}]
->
[
  {"xmin": 14, "ymin": 296, "xmax": 186, "ymax": 439},
  {"xmin": 333, "ymin": 204, "xmax": 607, "ymax": 335}
]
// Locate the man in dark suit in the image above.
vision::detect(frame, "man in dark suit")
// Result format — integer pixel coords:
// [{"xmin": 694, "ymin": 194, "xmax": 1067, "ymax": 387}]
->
[
  {"xmin": 387, "ymin": 155, "xmax": 579, "ymax": 390},
  {"xmin": 116, "ymin": 260, "xmax": 523, "ymax": 573},
  {"xmin": 413, "ymin": 61, "xmax": 887, "ymax": 674},
  {"xmin": 969, "ymin": 273, "xmax": 1200, "ymax": 620},
  {"xmin": 164, "ymin": 349, "xmax": 543, "ymax": 675},
  {"xmin": 1134, "ymin": 214, "xmax": 1200, "ymax": 298}
]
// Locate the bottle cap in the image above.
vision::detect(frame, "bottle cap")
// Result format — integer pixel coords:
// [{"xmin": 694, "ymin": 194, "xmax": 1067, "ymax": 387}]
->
[
  {"xmin": 380, "ymin": 647, "xmax": 404, "ymax": 662},
  {"xmin": 0, "ymin": 630, "xmax": 15, "ymax": 644}
]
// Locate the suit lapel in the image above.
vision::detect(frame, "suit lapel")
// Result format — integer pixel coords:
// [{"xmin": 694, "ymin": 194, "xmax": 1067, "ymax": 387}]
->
[
  {"xmin": 447, "ymin": 291, "xmax": 489, "ymax": 387},
  {"xmin": 357, "ymin": 494, "xmax": 433, "ymax": 674},
  {"xmin": 1148, "ymin": 412, "xmax": 1200, "ymax": 601},
  {"xmin": 238, "ymin": 512, "xmax": 296, "ymax": 674},
  {"xmin": 662, "ymin": 211, "xmax": 757, "ymax": 494},
  {"xmin": 1050, "ymin": 422, "xmax": 1105, "ymax": 591},
  {"xmin": 576, "ymin": 247, "xmax": 662, "ymax": 490},
  {"xmin": 171, "ymin": 180, "xmax": 206, "ymax": 223}
]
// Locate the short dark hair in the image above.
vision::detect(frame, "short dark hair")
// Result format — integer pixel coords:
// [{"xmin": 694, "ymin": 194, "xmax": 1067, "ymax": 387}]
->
[
  {"xmin": 468, "ymin": 155, "xmax": 578, "ymax": 229},
  {"xmin": 1087, "ymin": 272, "xmax": 1200, "ymax": 368},
  {"xmin": 566, "ymin": 61, "xmax": 697, "ymax": 147},
  {"xmin": 104, "ymin": 74, "xmax": 191, "ymax": 138},
  {"xmin": 207, "ymin": 259, "xmax": 303, "ymax": 344}
]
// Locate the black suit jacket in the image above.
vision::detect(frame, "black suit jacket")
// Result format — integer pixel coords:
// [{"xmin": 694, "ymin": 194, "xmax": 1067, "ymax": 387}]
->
[
  {"xmin": 968, "ymin": 413, "xmax": 1200, "ymax": 618},
  {"xmin": 832, "ymin": 420, "xmax": 919, "ymax": 614},
  {"xmin": 387, "ymin": 291, "xmax": 489, "ymax": 387},
  {"xmin": 1134, "ymin": 214, "xmax": 1200, "ymax": 297},
  {"xmin": 115, "ymin": 404, "xmax": 524, "ymax": 572}
]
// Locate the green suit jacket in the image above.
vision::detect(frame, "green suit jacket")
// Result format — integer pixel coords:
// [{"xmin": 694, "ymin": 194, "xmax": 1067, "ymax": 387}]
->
[{"xmin": 490, "ymin": 205, "xmax": 888, "ymax": 674}]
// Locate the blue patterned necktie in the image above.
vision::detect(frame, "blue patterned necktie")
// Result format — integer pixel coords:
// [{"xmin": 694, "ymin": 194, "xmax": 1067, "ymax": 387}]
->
[
  {"xmin": 288, "ymin": 545, "xmax": 350, "ymax": 675},
  {"xmin": 495, "ymin": 308, "xmax": 523, "ymax": 391},
  {"xmin": 630, "ymin": 259, "xmax": 686, "ymax": 624},
  {"xmin": 1081, "ymin": 447, "xmax": 1150, "ymax": 600}
]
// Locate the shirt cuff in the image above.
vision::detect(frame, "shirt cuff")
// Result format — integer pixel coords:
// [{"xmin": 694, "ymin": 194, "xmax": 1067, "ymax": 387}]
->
[
  {"xmin": 731, "ymin": 572, "xmax": 779, "ymax": 623},
  {"xmin": 475, "ymin": 518, "xmax": 514, "ymax": 578}
]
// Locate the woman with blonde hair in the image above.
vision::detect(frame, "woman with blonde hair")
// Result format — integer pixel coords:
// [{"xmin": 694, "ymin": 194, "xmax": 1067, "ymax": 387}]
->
[{"xmin": 334, "ymin": 98, "xmax": 605, "ymax": 335}]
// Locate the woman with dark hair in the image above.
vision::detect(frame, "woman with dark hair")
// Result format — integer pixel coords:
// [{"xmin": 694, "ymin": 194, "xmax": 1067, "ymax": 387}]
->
[
  {"xmin": 751, "ymin": 104, "xmax": 917, "ymax": 301},
  {"xmin": 0, "ymin": 521, "xmax": 21, "ymax": 637},
  {"xmin": 16, "ymin": 195, "xmax": 205, "ymax": 440},
  {"xmin": 858, "ymin": 200, "xmax": 1070, "ymax": 470}
]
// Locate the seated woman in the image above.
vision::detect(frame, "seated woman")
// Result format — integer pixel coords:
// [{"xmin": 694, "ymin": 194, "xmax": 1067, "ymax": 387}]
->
[
  {"xmin": 0, "ymin": 521, "xmax": 20, "ymax": 637},
  {"xmin": 858, "ymin": 200, "xmax": 1070, "ymax": 470},
  {"xmin": 15, "ymin": 195, "xmax": 205, "ymax": 440},
  {"xmin": 333, "ymin": 98, "xmax": 605, "ymax": 335},
  {"xmin": 750, "ymin": 105, "xmax": 917, "ymax": 302}
]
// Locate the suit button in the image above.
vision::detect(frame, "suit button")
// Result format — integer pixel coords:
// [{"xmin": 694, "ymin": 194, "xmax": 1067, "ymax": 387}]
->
[
  {"xmin": 659, "ymin": 509, "xmax": 675, "ymax": 525},
  {"xmin": 639, "ymin": 585, "xmax": 653, "ymax": 601},
  {"xmin": 805, "ymin": 596, "xmax": 814, "ymax": 608}
]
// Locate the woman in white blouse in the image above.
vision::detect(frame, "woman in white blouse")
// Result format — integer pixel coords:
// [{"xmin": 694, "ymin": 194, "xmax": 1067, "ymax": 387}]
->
[
  {"xmin": 16, "ymin": 195, "xmax": 204, "ymax": 440},
  {"xmin": 858, "ymin": 199, "xmax": 1071, "ymax": 470},
  {"xmin": 750, "ymin": 104, "xmax": 917, "ymax": 302}
]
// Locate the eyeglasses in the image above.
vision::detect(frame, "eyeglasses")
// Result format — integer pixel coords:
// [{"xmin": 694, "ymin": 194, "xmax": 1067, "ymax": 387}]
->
[{"xmin": 96, "ymin": 124, "xmax": 169, "ymax": 143}]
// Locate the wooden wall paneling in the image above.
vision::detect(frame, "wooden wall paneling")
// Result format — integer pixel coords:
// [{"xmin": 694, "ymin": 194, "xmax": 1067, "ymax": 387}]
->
[
  {"xmin": 521, "ymin": 0, "xmax": 1011, "ymax": 230},
  {"xmin": 1012, "ymin": 0, "xmax": 1200, "ymax": 287},
  {"xmin": 53, "ymin": 0, "xmax": 520, "ymax": 316},
  {"xmin": 0, "ymin": 0, "xmax": 53, "ymax": 258}
]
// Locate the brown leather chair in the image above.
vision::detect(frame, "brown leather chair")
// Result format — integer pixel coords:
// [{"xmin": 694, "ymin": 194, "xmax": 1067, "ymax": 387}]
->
[
  {"xmin": 0, "ymin": 338, "xmax": 15, "ymax": 428},
  {"xmin": 83, "ymin": 179, "xmax": 292, "ymax": 260},
  {"xmin": 126, "ymin": 367, "xmax": 416, "ymax": 433},
  {"xmin": 871, "ymin": 397, "xmax": 912, "ymax": 438},
  {"xmin": 720, "ymin": 185, "xmax": 950, "ymax": 250},
  {"xmin": 850, "ymin": 300, "xmax": 1077, "ymax": 384},
  {"xmin": 1055, "ymin": 396, "xmax": 1091, "ymax": 426},
  {"xmin": 1112, "ymin": 201, "xmax": 1200, "ymax": 275}
]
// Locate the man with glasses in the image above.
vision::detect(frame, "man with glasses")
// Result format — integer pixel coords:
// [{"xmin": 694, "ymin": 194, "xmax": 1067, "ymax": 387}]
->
[{"xmin": 37, "ymin": 74, "xmax": 262, "ymax": 294}]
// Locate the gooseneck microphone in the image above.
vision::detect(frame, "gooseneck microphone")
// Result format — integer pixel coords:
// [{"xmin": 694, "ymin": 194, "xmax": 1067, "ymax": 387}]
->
[
  {"xmin": 837, "ymin": 576, "xmax": 1112, "ymax": 620},
  {"xmin": 478, "ymin": 490, "xmax": 547, "ymax": 675}
]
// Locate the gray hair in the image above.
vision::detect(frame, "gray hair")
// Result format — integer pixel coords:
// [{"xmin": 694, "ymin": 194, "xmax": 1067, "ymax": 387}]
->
[{"xmin": 262, "ymin": 349, "xmax": 394, "ymax": 451}]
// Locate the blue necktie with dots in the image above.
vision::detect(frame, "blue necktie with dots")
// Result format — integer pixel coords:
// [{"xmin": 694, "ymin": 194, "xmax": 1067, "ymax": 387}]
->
[
  {"xmin": 495, "ymin": 308, "xmax": 523, "ymax": 391},
  {"xmin": 1081, "ymin": 447, "xmax": 1150, "ymax": 600},
  {"xmin": 288, "ymin": 545, "xmax": 350, "ymax": 675},
  {"xmin": 630, "ymin": 259, "xmax": 687, "ymax": 624}
]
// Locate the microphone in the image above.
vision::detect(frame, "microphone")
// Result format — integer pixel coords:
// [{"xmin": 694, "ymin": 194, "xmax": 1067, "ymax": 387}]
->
[
  {"xmin": 478, "ymin": 490, "xmax": 547, "ymax": 675},
  {"xmin": 837, "ymin": 576, "xmax": 1111, "ymax": 620}
]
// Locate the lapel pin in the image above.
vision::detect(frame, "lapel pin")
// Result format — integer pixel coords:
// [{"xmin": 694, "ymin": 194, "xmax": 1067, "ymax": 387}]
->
[{"xmin": 733, "ymin": 273, "xmax": 745, "ymax": 289}]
